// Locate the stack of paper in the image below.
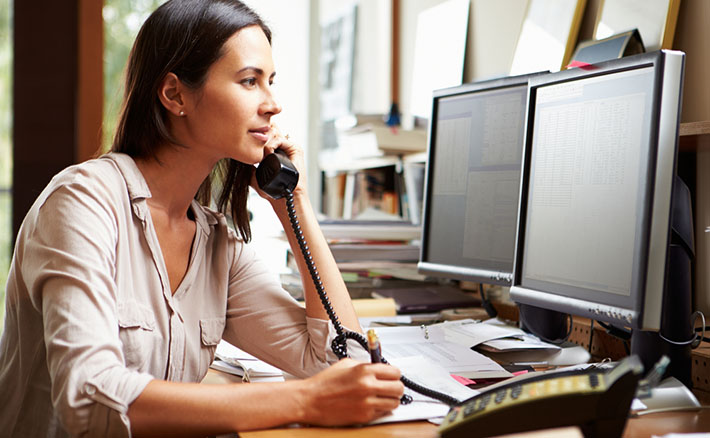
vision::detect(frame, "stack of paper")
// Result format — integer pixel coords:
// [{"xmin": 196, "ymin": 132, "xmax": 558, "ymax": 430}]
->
[
  {"xmin": 212, "ymin": 341, "xmax": 284, "ymax": 382},
  {"xmin": 441, "ymin": 318, "xmax": 590, "ymax": 366},
  {"xmin": 369, "ymin": 323, "xmax": 511, "ymax": 380}
]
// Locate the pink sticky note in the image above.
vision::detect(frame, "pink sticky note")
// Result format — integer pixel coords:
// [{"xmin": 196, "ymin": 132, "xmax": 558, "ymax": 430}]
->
[{"xmin": 451, "ymin": 374, "xmax": 476, "ymax": 386}]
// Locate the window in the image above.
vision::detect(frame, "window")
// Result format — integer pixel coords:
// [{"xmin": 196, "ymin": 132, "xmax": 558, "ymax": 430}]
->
[
  {"xmin": 0, "ymin": 0, "xmax": 12, "ymax": 327},
  {"xmin": 103, "ymin": 0, "xmax": 167, "ymax": 151}
]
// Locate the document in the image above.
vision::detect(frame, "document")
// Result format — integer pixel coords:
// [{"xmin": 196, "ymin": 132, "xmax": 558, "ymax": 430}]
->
[
  {"xmin": 371, "ymin": 324, "xmax": 510, "ymax": 379},
  {"xmin": 441, "ymin": 318, "xmax": 527, "ymax": 347},
  {"xmin": 370, "ymin": 356, "xmax": 478, "ymax": 425},
  {"xmin": 442, "ymin": 318, "xmax": 561, "ymax": 352}
]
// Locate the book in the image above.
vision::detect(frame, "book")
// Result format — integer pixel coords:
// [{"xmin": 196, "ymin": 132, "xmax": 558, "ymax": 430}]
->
[
  {"xmin": 212, "ymin": 341, "xmax": 284, "ymax": 382},
  {"xmin": 328, "ymin": 242, "xmax": 420, "ymax": 263},
  {"xmin": 372, "ymin": 285, "xmax": 482, "ymax": 314},
  {"xmin": 319, "ymin": 219, "xmax": 422, "ymax": 241}
]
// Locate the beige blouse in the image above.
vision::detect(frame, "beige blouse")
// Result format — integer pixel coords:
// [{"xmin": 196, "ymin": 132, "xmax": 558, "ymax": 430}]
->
[{"xmin": 0, "ymin": 153, "xmax": 362, "ymax": 437}]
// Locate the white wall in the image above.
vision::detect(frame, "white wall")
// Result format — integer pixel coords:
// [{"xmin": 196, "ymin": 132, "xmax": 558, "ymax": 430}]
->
[
  {"xmin": 243, "ymin": 0, "xmax": 310, "ymax": 159},
  {"xmin": 241, "ymin": 1, "xmax": 314, "ymax": 274}
]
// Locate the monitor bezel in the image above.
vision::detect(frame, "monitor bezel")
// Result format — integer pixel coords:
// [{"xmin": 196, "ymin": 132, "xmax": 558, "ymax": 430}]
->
[
  {"xmin": 418, "ymin": 72, "xmax": 547, "ymax": 286},
  {"xmin": 510, "ymin": 50, "xmax": 685, "ymax": 331}
]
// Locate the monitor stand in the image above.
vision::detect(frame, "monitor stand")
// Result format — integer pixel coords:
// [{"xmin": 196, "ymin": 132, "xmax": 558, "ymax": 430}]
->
[{"xmin": 518, "ymin": 303, "xmax": 570, "ymax": 344}]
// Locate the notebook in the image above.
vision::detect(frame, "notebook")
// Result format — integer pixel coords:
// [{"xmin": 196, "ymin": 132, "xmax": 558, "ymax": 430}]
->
[{"xmin": 372, "ymin": 285, "xmax": 481, "ymax": 314}]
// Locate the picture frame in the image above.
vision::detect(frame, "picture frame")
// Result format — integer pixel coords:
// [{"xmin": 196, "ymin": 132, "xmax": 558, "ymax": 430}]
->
[
  {"xmin": 593, "ymin": 0, "xmax": 681, "ymax": 52},
  {"xmin": 319, "ymin": 1, "xmax": 358, "ymax": 122},
  {"xmin": 509, "ymin": 0, "xmax": 587, "ymax": 75}
]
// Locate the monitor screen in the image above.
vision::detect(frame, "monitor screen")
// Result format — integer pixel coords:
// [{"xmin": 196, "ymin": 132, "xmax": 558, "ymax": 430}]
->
[
  {"xmin": 511, "ymin": 51, "xmax": 685, "ymax": 331},
  {"xmin": 418, "ymin": 73, "xmax": 544, "ymax": 285}
]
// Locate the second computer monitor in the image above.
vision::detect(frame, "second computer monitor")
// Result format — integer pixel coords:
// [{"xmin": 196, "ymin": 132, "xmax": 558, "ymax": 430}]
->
[
  {"xmin": 511, "ymin": 50, "xmax": 686, "ymax": 332},
  {"xmin": 418, "ymin": 73, "xmax": 544, "ymax": 285}
]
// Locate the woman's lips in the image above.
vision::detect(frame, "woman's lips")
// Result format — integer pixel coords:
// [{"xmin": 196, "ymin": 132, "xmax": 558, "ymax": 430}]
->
[{"xmin": 249, "ymin": 130, "xmax": 269, "ymax": 143}]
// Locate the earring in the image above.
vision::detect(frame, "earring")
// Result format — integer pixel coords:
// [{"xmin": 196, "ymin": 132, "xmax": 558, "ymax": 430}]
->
[{"xmin": 179, "ymin": 111, "xmax": 185, "ymax": 116}]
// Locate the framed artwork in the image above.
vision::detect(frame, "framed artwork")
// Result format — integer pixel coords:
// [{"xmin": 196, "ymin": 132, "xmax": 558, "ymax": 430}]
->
[
  {"xmin": 319, "ymin": 1, "xmax": 357, "ymax": 122},
  {"xmin": 594, "ymin": 0, "xmax": 681, "ymax": 52},
  {"xmin": 509, "ymin": 0, "xmax": 587, "ymax": 75}
]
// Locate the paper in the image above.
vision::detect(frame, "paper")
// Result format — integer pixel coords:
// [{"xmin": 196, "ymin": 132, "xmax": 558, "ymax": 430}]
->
[
  {"xmin": 441, "ymin": 318, "xmax": 526, "ymax": 347},
  {"xmin": 370, "ymin": 356, "xmax": 478, "ymax": 424},
  {"xmin": 482, "ymin": 333, "xmax": 562, "ymax": 352},
  {"xmin": 371, "ymin": 324, "xmax": 510, "ymax": 379}
]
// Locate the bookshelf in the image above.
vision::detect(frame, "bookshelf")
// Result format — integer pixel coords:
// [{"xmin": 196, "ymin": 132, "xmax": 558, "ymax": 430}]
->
[{"xmin": 320, "ymin": 151, "xmax": 426, "ymax": 223}]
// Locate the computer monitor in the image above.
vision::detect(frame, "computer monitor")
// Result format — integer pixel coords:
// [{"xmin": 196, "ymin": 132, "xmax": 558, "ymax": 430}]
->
[
  {"xmin": 510, "ymin": 50, "xmax": 691, "ymax": 381},
  {"xmin": 418, "ymin": 73, "xmax": 545, "ymax": 287}
]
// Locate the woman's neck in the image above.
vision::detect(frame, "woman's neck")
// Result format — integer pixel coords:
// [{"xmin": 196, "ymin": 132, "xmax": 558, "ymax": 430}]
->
[{"xmin": 134, "ymin": 147, "xmax": 217, "ymax": 220}]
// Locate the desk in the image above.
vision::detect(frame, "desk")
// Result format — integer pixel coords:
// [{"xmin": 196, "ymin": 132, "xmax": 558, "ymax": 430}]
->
[
  {"xmin": 238, "ymin": 410, "xmax": 710, "ymax": 438},
  {"xmin": 203, "ymin": 369, "xmax": 710, "ymax": 438}
]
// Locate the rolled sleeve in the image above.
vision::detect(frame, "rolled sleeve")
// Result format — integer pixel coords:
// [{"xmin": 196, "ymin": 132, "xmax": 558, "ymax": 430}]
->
[
  {"xmin": 25, "ymin": 182, "xmax": 154, "ymax": 436},
  {"xmin": 223, "ymin": 236, "xmax": 368, "ymax": 378},
  {"xmin": 79, "ymin": 371, "xmax": 153, "ymax": 438}
]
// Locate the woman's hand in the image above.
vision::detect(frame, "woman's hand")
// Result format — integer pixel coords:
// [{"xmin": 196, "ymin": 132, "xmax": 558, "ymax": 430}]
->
[
  {"xmin": 296, "ymin": 359, "xmax": 405, "ymax": 426},
  {"xmin": 251, "ymin": 123, "xmax": 308, "ymax": 201}
]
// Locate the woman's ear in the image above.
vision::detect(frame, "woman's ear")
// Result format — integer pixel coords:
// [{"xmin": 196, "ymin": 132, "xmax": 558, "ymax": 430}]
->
[{"xmin": 158, "ymin": 72, "xmax": 187, "ymax": 117}]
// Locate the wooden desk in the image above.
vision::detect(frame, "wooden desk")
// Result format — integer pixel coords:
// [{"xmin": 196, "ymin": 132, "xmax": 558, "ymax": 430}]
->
[{"xmin": 238, "ymin": 409, "xmax": 710, "ymax": 438}]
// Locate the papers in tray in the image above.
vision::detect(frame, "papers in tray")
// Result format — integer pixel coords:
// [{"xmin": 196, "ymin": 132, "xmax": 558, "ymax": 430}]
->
[
  {"xmin": 212, "ymin": 341, "xmax": 284, "ymax": 382},
  {"xmin": 368, "ymin": 322, "xmax": 510, "ymax": 380},
  {"xmin": 440, "ymin": 318, "xmax": 590, "ymax": 366},
  {"xmin": 443, "ymin": 318, "xmax": 561, "ymax": 352}
]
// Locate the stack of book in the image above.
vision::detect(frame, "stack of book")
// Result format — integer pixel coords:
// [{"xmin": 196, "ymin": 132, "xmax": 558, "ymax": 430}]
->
[{"xmin": 319, "ymin": 219, "xmax": 422, "ymax": 263}]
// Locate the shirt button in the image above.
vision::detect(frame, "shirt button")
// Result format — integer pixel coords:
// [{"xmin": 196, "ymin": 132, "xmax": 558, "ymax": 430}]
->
[{"xmin": 84, "ymin": 384, "xmax": 96, "ymax": 395}]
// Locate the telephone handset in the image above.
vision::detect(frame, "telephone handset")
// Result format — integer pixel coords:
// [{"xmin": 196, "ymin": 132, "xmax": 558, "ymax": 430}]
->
[
  {"xmin": 255, "ymin": 149, "xmax": 299, "ymax": 199},
  {"xmin": 255, "ymin": 151, "xmax": 457, "ymax": 406},
  {"xmin": 439, "ymin": 355, "xmax": 644, "ymax": 438}
]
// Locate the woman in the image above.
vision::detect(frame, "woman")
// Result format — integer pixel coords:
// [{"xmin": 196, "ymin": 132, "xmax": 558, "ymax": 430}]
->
[{"xmin": 0, "ymin": 1, "xmax": 404, "ymax": 436}]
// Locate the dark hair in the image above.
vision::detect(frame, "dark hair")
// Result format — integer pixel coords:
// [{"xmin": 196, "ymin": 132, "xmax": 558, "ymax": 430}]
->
[{"xmin": 112, "ymin": 0, "xmax": 272, "ymax": 242}]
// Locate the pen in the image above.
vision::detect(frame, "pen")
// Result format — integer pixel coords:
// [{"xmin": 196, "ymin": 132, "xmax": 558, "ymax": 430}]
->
[
  {"xmin": 367, "ymin": 329, "xmax": 383, "ymax": 363},
  {"xmin": 368, "ymin": 328, "xmax": 413, "ymax": 405}
]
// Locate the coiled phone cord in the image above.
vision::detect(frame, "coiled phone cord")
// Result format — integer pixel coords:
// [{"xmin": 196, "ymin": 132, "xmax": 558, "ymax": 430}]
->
[{"xmin": 284, "ymin": 192, "xmax": 460, "ymax": 407}]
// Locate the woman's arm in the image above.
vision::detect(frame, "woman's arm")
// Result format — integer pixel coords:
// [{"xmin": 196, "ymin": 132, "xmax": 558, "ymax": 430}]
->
[
  {"xmin": 128, "ymin": 359, "xmax": 403, "ymax": 436},
  {"xmin": 257, "ymin": 132, "xmax": 362, "ymax": 336},
  {"xmin": 271, "ymin": 190, "xmax": 363, "ymax": 333}
]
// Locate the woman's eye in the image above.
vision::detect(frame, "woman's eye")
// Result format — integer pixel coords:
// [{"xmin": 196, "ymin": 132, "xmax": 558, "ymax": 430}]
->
[{"xmin": 241, "ymin": 78, "xmax": 257, "ymax": 87}]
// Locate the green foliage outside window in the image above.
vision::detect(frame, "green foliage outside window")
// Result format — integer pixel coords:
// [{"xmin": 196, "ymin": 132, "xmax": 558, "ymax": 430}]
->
[
  {"xmin": 103, "ymin": 0, "xmax": 167, "ymax": 152},
  {"xmin": 0, "ymin": 0, "xmax": 12, "ymax": 328}
]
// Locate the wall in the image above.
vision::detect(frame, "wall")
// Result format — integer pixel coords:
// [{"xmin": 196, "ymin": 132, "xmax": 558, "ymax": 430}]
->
[{"xmin": 244, "ymin": 0, "xmax": 310, "ymax": 159}]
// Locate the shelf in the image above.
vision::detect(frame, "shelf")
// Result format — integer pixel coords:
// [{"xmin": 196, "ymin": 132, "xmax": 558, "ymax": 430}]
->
[
  {"xmin": 680, "ymin": 121, "xmax": 710, "ymax": 137},
  {"xmin": 679, "ymin": 121, "xmax": 710, "ymax": 152},
  {"xmin": 319, "ymin": 153, "xmax": 401, "ymax": 174}
]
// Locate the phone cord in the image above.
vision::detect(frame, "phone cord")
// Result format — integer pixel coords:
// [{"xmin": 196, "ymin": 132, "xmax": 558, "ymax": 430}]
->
[{"xmin": 284, "ymin": 193, "xmax": 460, "ymax": 407}]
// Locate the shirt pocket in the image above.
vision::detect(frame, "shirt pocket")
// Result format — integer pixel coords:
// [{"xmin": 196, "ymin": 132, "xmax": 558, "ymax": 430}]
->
[
  {"xmin": 198, "ymin": 317, "xmax": 225, "ymax": 378},
  {"xmin": 117, "ymin": 300, "xmax": 157, "ymax": 372}
]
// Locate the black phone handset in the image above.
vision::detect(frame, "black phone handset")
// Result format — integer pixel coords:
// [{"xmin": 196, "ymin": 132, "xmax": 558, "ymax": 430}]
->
[{"xmin": 256, "ymin": 150, "xmax": 458, "ymax": 407}]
